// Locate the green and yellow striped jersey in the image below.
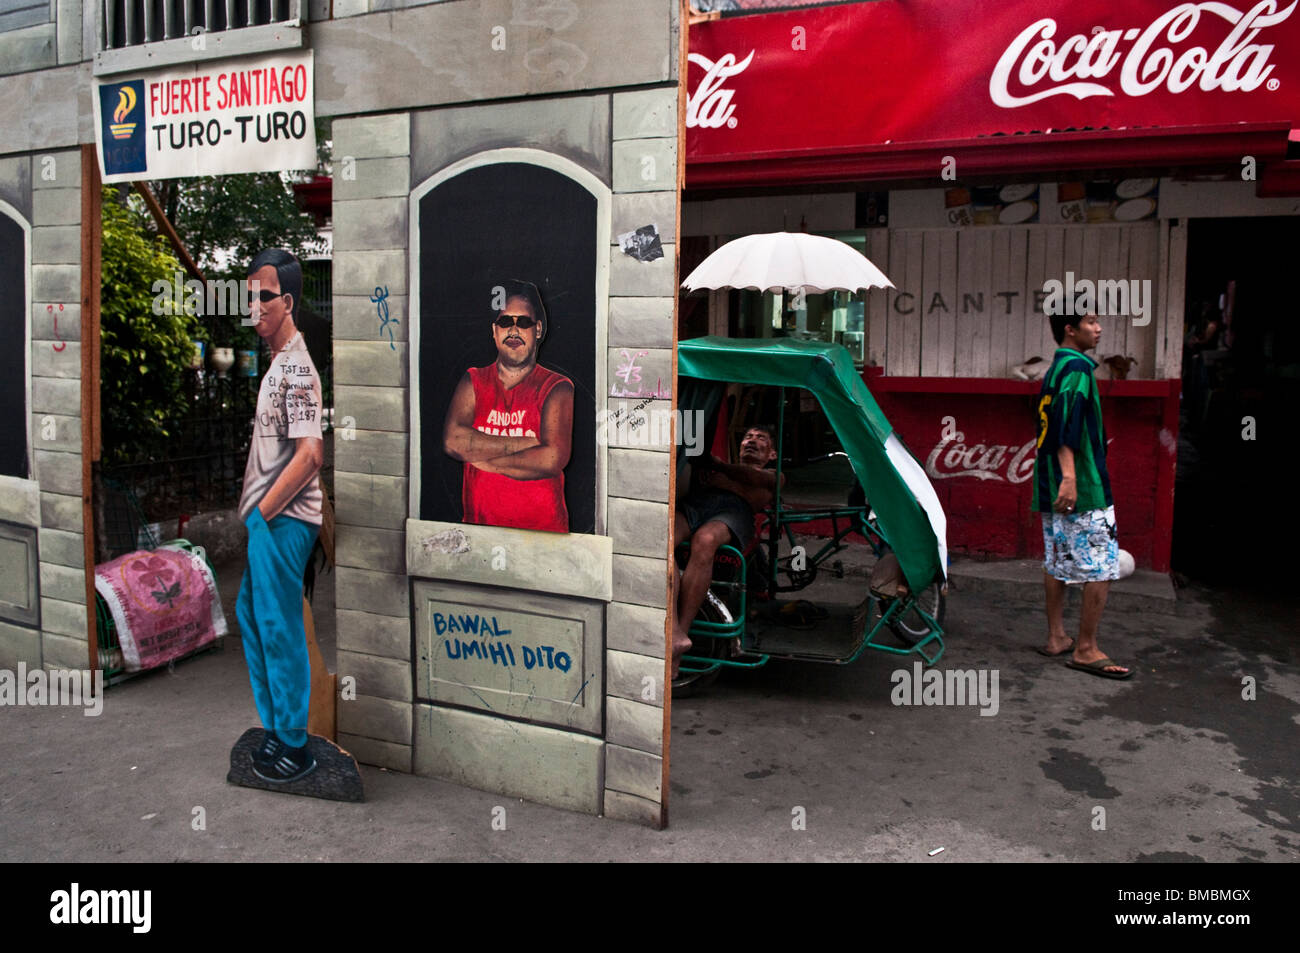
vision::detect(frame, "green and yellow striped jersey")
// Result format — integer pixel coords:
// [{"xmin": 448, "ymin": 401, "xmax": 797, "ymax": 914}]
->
[{"xmin": 1031, "ymin": 348, "xmax": 1113, "ymax": 514}]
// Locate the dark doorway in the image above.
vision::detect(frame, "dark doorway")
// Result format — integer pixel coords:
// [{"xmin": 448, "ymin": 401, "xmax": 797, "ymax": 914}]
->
[
  {"xmin": 1172, "ymin": 216, "xmax": 1300, "ymax": 585},
  {"xmin": 0, "ymin": 210, "xmax": 27, "ymax": 479},
  {"xmin": 416, "ymin": 162, "xmax": 598, "ymax": 533}
]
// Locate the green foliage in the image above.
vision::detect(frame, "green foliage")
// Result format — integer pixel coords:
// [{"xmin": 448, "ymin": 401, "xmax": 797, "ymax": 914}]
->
[
  {"xmin": 139, "ymin": 119, "xmax": 330, "ymax": 276},
  {"xmin": 142, "ymin": 171, "xmax": 323, "ymax": 275},
  {"xmin": 127, "ymin": 123, "xmax": 329, "ymax": 347},
  {"xmin": 100, "ymin": 187, "xmax": 201, "ymax": 465},
  {"xmin": 100, "ymin": 119, "xmax": 331, "ymax": 467}
]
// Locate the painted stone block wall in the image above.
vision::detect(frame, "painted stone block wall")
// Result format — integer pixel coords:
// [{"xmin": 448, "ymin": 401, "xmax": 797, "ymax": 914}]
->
[
  {"xmin": 601, "ymin": 87, "xmax": 679, "ymax": 825},
  {"xmin": 331, "ymin": 113, "xmax": 416, "ymax": 773},
  {"xmin": 330, "ymin": 82, "xmax": 679, "ymax": 825},
  {"xmin": 0, "ymin": 148, "xmax": 87, "ymax": 673}
]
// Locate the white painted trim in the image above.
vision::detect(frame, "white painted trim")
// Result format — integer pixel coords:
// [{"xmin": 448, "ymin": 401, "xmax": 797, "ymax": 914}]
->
[
  {"xmin": 408, "ymin": 146, "xmax": 612, "ymax": 537},
  {"xmin": 0, "ymin": 197, "xmax": 35, "ymax": 487}
]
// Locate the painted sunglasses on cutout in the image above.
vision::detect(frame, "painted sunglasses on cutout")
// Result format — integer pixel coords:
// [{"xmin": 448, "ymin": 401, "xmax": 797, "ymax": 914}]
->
[
  {"xmin": 248, "ymin": 288, "xmax": 290, "ymax": 304},
  {"xmin": 494, "ymin": 314, "xmax": 538, "ymax": 330}
]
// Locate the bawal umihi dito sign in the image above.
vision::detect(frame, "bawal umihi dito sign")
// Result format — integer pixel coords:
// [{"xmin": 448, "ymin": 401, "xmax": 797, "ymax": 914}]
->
[
  {"xmin": 687, "ymin": 0, "xmax": 1300, "ymax": 160},
  {"xmin": 94, "ymin": 50, "xmax": 316, "ymax": 183}
]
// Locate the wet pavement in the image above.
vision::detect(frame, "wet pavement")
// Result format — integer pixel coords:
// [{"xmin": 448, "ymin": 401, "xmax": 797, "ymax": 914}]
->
[
  {"xmin": 1, "ymin": 559, "xmax": 1294, "ymax": 862},
  {"xmin": 670, "ymin": 578, "xmax": 1296, "ymax": 861}
]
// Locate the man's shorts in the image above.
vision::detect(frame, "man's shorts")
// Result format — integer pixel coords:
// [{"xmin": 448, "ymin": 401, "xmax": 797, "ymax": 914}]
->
[
  {"xmin": 1042, "ymin": 505, "xmax": 1119, "ymax": 583},
  {"xmin": 680, "ymin": 488, "xmax": 755, "ymax": 551}
]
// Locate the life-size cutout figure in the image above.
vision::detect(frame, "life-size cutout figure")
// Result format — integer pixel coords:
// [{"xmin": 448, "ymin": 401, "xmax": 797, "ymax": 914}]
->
[
  {"xmin": 236, "ymin": 249, "xmax": 325, "ymax": 782},
  {"xmin": 442, "ymin": 279, "xmax": 575, "ymax": 533}
]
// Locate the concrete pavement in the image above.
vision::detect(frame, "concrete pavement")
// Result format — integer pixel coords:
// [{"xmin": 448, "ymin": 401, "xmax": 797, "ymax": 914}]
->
[{"xmin": 1, "ymin": 554, "xmax": 1295, "ymax": 862}]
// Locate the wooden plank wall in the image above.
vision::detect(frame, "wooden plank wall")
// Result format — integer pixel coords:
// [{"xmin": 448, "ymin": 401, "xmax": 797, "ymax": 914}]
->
[{"xmin": 869, "ymin": 223, "xmax": 1171, "ymax": 379}]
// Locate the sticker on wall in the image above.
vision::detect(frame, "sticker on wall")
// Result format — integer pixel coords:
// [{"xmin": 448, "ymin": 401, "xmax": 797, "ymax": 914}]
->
[{"xmin": 618, "ymin": 224, "xmax": 664, "ymax": 262}]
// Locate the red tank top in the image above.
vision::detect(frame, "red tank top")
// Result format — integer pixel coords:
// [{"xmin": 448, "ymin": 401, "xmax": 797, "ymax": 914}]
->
[{"xmin": 462, "ymin": 363, "xmax": 570, "ymax": 533}]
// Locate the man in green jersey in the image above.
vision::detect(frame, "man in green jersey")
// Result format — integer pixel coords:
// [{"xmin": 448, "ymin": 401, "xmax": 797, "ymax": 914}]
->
[{"xmin": 1032, "ymin": 311, "xmax": 1132, "ymax": 680}]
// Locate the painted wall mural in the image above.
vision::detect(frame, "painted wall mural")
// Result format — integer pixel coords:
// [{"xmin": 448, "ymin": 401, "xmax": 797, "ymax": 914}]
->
[{"xmin": 417, "ymin": 161, "xmax": 598, "ymax": 534}]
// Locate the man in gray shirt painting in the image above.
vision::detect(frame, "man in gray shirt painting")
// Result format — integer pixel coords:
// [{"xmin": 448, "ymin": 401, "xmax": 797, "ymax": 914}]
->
[{"xmin": 236, "ymin": 249, "xmax": 324, "ymax": 782}]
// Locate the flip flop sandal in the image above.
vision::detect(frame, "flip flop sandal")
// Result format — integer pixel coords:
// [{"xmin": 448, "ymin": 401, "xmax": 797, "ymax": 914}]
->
[
  {"xmin": 1065, "ymin": 657, "xmax": 1133, "ymax": 680},
  {"xmin": 1035, "ymin": 639, "xmax": 1075, "ymax": 657}
]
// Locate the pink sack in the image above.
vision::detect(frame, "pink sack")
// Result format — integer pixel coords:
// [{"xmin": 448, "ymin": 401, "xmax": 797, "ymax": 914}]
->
[{"xmin": 94, "ymin": 544, "xmax": 226, "ymax": 672}]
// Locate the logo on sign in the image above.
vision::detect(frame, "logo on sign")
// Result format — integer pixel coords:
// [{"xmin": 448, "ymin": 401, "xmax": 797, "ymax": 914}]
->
[
  {"xmin": 686, "ymin": 50, "xmax": 755, "ymax": 128},
  {"xmin": 109, "ymin": 85, "xmax": 138, "ymax": 139},
  {"xmin": 98, "ymin": 80, "xmax": 147, "ymax": 176},
  {"xmin": 926, "ymin": 416, "xmax": 1037, "ymax": 485},
  {"xmin": 990, "ymin": 0, "xmax": 1296, "ymax": 107}
]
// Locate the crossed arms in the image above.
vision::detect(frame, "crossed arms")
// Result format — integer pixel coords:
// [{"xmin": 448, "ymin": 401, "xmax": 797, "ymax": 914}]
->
[
  {"xmin": 696, "ymin": 455, "xmax": 784, "ymax": 508},
  {"xmin": 442, "ymin": 372, "xmax": 574, "ymax": 480}
]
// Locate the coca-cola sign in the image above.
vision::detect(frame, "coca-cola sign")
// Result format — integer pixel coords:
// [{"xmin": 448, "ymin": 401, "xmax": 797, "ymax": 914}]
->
[
  {"xmin": 926, "ymin": 416, "xmax": 1037, "ymax": 485},
  {"xmin": 687, "ymin": 0, "xmax": 1300, "ymax": 167},
  {"xmin": 990, "ymin": 1, "xmax": 1296, "ymax": 107},
  {"xmin": 686, "ymin": 51, "xmax": 755, "ymax": 129}
]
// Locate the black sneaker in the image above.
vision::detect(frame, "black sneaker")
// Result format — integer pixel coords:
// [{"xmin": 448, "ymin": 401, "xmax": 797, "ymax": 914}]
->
[
  {"xmin": 251, "ymin": 731, "xmax": 283, "ymax": 770},
  {"xmin": 252, "ymin": 742, "xmax": 317, "ymax": 783}
]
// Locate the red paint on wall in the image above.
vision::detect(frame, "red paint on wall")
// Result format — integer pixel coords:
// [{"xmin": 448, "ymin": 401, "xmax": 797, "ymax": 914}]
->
[{"xmin": 858, "ymin": 379, "xmax": 1179, "ymax": 571}]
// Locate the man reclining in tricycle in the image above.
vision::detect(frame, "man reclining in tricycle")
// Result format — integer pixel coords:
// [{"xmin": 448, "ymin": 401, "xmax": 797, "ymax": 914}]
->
[
  {"xmin": 671, "ymin": 337, "xmax": 949, "ymax": 695},
  {"xmin": 672, "ymin": 426, "xmax": 783, "ymax": 678}
]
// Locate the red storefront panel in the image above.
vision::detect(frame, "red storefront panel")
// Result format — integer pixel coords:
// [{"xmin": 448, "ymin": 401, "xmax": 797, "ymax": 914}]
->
[{"xmin": 865, "ymin": 378, "xmax": 1179, "ymax": 571}]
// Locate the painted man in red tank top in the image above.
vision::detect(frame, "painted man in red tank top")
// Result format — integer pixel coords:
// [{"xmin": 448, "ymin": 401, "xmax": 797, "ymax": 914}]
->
[{"xmin": 442, "ymin": 280, "xmax": 574, "ymax": 533}]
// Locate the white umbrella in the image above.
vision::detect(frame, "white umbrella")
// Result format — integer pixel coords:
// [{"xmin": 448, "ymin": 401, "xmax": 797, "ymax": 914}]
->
[{"xmin": 681, "ymin": 231, "xmax": 894, "ymax": 294}]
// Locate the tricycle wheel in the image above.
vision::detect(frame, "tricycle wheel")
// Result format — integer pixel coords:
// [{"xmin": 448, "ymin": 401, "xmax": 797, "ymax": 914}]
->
[
  {"xmin": 672, "ymin": 600, "xmax": 732, "ymax": 697},
  {"xmin": 887, "ymin": 582, "xmax": 946, "ymax": 646}
]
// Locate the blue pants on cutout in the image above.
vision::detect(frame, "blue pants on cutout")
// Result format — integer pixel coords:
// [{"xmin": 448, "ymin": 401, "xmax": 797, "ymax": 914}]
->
[{"xmin": 236, "ymin": 509, "xmax": 318, "ymax": 749}]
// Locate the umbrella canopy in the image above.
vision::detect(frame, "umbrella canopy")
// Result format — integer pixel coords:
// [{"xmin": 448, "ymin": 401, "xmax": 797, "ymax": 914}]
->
[
  {"xmin": 678, "ymin": 337, "xmax": 947, "ymax": 594},
  {"xmin": 682, "ymin": 231, "xmax": 894, "ymax": 294}
]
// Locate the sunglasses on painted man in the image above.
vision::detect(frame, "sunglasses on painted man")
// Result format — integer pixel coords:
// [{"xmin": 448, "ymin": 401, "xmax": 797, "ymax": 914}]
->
[
  {"xmin": 247, "ymin": 288, "xmax": 290, "ymax": 304},
  {"xmin": 494, "ymin": 314, "xmax": 538, "ymax": 329}
]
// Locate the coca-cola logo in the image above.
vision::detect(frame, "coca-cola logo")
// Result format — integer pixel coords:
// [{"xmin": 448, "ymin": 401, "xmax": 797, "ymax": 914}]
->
[
  {"xmin": 926, "ymin": 416, "xmax": 1037, "ymax": 485},
  {"xmin": 990, "ymin": 0, "xmax": 1295, "ymax": 107},
  {"xmin": 686, "ymin": 50, "xmax": 755, "ymax": 129}
]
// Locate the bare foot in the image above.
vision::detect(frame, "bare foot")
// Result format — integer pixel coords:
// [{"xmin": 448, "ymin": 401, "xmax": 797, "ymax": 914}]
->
[
  {"xmin": 1040, "ymin": 634, "xmax": 1074, "ymax": 656},
  {"xmin": 671, "ymin": 624, "xmax": 692, "ymax": 680}
]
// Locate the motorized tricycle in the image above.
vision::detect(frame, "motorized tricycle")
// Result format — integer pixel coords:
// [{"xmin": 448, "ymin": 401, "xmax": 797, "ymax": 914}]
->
[{"xmin": 672, "ymin": 336, "xmax": 950, "ymax": 695}]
